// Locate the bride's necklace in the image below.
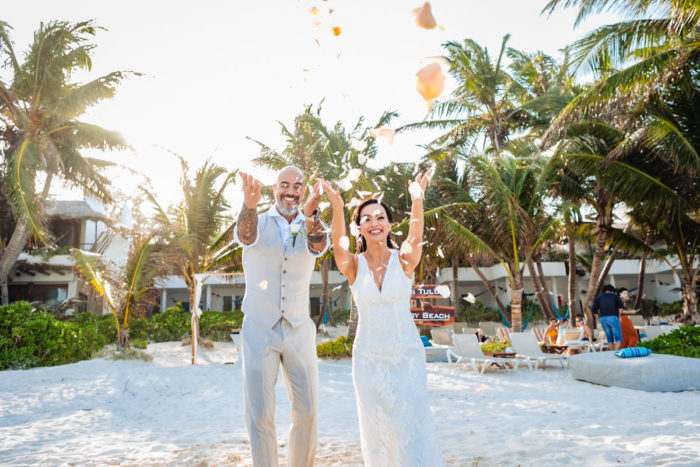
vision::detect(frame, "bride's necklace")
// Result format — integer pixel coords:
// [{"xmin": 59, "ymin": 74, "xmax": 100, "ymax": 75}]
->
[{"xmin": 365, "ymin": 249, "xmax": 392, "ymax": 291}]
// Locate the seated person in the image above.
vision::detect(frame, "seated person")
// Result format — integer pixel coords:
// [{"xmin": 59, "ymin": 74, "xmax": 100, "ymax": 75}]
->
[
  {"xmin": 544, "ymin": 318, "xmax": 559, "ymax": 344},
  {"xmin": 575, "ymin": 315, "xmax": 593, "ymax": 341}
]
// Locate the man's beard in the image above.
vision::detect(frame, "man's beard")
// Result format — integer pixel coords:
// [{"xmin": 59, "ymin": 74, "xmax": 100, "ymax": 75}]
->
[{"xmin": 276, "ymin": 199, "xmax": 299, "ymax": 216}]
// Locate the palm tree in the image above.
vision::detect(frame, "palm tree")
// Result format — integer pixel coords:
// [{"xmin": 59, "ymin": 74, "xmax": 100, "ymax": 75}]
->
[
  {"xmin": 147, "ymin": 157, "xmax": 237, "ymax": 340},
  {"xmin": 71, "ymin": 232, "xmax": 164, "ymax": 349},
  {"xmin": 542, "ymin": 0, "xmax": 700, "ymax": 132},
  {"xmin": 0, "ymin": 20, "xmax": 133, "ymax": 304},
  {"xmin": 398, "ymin": 35, "xmax": 530, "ymax": 157}
]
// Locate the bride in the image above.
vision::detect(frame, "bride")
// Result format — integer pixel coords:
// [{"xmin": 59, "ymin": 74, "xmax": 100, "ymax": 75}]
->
[{"xmin": 321, "ymin": 172, "xmax": 444, "ymax": 466}]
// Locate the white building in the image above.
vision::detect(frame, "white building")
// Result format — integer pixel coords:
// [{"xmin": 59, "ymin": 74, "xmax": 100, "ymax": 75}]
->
[{"xmin": 8, "ymin": 199, "xmax": 131, "ymax": 314}]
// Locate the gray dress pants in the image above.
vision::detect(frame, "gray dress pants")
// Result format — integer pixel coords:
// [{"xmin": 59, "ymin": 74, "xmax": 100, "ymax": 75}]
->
[{"xmin": 241, "ymin": 316, "xmax": 318, "ymax": 467}]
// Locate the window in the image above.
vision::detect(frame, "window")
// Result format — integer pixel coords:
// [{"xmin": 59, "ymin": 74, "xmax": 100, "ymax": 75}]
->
[{"xmin": 223, "ymin": 296, "xmax": 233, "ymax": 312}]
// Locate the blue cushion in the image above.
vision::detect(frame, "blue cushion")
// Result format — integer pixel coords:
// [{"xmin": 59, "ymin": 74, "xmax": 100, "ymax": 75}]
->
[{"xmin": 615, "ymin": 347, "xmax": 652, "ymax": 358}]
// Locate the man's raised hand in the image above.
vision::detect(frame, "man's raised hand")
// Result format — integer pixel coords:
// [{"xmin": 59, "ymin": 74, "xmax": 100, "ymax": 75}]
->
[{"xmin": 240, "ymin": 171, "xmax": 262, "ymax": 208}]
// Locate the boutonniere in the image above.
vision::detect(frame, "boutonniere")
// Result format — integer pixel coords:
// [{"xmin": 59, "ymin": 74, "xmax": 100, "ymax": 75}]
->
[{"xmin": 290, "ymin": 223, "xmax": 304, "ymax": 247}]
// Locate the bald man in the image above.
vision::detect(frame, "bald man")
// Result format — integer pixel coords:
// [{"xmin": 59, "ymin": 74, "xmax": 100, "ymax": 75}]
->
[{"xmin": 234, "ymin": 166, "xmax": 327, "ymax": 466}]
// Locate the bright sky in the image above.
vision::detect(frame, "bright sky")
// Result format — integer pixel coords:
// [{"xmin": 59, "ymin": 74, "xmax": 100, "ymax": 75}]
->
[{"xmin": 4, "ymin": 0, "xmax": 619, "ymax": 213}]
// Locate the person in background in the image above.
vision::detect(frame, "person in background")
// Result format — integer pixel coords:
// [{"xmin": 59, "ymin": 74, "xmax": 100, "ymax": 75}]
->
[
  {"xmin": 617, "ymin": 287, "xmax": 640, "ymax": 348},
  {"xmin": 575, "ymin": 315, "xmax": 593, "ymax": 342},
  {"xmin": 544, "ymin": 318, "xmax": 559, "ymax": 344},
  {"xmin": 591, "ymin": 284, "xmax": 625, "ymax": 350}
]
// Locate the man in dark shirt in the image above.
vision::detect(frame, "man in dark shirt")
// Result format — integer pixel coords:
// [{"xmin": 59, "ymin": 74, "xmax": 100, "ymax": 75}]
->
[{"xmin": 591, "ymin": 284, "xmax": 625, "ymax": 350}]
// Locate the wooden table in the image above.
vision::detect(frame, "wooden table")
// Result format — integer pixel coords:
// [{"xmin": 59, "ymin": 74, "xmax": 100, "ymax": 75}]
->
[
  {"xmin": 542, "ymin": 344, "xmax": 568, "ymax": 354},
  {"xmin": 485, "ymin": 352, "xmax": 517, "ymax": 358}
]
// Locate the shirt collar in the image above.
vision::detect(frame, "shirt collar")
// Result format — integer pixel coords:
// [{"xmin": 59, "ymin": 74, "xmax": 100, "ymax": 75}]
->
[{"xmin": 268, "ymin": 207, "xmax": 305, "ymax": 224}]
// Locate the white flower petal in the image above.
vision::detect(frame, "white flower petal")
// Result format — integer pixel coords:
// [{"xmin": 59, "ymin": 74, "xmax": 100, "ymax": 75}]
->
[
  {"xmin": 408, "ymin": 181, "xmax": 423, "ymax": 200},
  {"xmin": 339, "ymin": 236, "xmax": 350, "ymax": 250},
  {"xmin": 435, "ymin": 285, "xmax": 451, "ymax": 299},
  {"xmin": 400, "ymin": 242, "xmax": 413, "ymax": 255},
  {"xmin": 257, "ymin": 280, "xmax": 268, "ymax": 290}
]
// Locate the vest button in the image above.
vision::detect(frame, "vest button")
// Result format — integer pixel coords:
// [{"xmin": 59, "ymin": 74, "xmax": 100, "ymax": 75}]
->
[
  {"xmin": 283, "ymin": 270, "xmax": 287, "ymax": 273},
  {"xmin": 282, "ymin": 296, "xmax": 285, "ymax": 300},
  {"xmin": 281, "ymin": 309, "xmax": 285, "ymax": 313},
  {"xmin": 284, "ymin": 257, "xmax": 288, "ymax": 261}
]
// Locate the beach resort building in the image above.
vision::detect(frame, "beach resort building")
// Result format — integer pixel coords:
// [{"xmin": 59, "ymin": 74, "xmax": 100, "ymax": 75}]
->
[{"xmin": 7, "ymin": 198, "xmax": 132, "ymax": 314}]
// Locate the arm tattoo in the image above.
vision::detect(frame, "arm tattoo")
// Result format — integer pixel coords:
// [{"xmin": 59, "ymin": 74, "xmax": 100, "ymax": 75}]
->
[
  {"xmin": 306, "ymin": 218, "xmax": 327, "ymax": 253},
  {"xmin": 237, "ymin": 204, "xmax": 258, "ymax": 245}
]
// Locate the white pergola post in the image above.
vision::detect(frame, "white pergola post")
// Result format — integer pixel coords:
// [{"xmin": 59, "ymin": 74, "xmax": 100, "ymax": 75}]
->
[
  {"xmin": 205, "ymin": 285, "xmax": 212, "ymax": 311},
  {"xmin": 161, "ymin": 289, "xmax": 168, "ymax": 313}
]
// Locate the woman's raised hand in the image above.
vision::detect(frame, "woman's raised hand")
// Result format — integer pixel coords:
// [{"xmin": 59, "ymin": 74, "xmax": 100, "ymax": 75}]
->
[
  {"xmin": 321, "ymin": 179, "xmax": 343, "ymax": 208},
  {"xmin": 409, "ymin": 167, "xmax": 434, "ymax": 200}
]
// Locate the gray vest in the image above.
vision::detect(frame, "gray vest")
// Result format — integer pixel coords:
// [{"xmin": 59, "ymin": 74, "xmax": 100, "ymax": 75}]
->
[{"xmin": 238, "ymin": 211, "xmax": 318, "ymax": 328}]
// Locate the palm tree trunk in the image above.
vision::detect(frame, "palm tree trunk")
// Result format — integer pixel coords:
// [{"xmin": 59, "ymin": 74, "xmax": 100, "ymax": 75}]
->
[
  {"xmin": 594, "ymin": 247, "xmax": 618, "ymax": 297},
  {"xmin": 535, "ymin": 257, "xmax": 556, "ymax": 318},
  {"xmin": 681, "ymin": 267, "xmax": 699, "ymax": 321},
  {"xmin": 316, "ymin": 258, "xmax": 332, "ymax": 329},
  {"xmin": 451, "ymin": 257, "xmax": 459, "ymax": 310},
  {"xmin": 634, "ymin": 251, "xmax": 648, "ymax": 310},
  {"xmin": 347, "ymin": 294, "xmax": 358, "ymax": 338},
  {"xmin": 581, "ymin": 229, "xmax": 608, "ymax": 327},
  {"xmin": 467, "ymin": 256, "xmax": 509, "ymax": 323},
  {"xmin": 527, "ymin": 258, "xmax": 553, "ymax": 321},
  {"xmin": 510, "ymin": 279, "xmax": 524, "ymax": 332},
  {"xmin": 567, "ymin": 224, "xmax": 578, "ymax": 319},
  {"xmin": 0, "ymin": 170, "xmax": 55, "ymax": 305}
]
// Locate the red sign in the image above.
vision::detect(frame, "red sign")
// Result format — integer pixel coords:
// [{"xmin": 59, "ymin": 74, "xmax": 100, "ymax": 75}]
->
[{"xmin": 411, "ymin": 284, "xmax": 455, "ymax": 326}]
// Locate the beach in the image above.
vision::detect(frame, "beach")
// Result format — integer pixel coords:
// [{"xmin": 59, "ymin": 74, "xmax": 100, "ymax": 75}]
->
[{"xmin": 1, "ymin": 341, "xmax": 698, "ymax": 466}]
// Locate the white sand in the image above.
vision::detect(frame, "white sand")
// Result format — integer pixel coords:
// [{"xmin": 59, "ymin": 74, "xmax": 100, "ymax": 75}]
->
[{"xmin": 1, "ymin": 341, "xmax": 699, "ymax": 466}]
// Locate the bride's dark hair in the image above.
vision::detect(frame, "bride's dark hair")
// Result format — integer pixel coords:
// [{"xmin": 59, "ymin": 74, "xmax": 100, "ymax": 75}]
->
[{"xmin": 352, "ymin": 198, "xmax": 399, "ymax": 253}]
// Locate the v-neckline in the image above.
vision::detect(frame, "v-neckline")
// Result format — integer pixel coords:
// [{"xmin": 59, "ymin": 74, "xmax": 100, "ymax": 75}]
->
[{"xmin": 362, "ymin": 249, "xmax": 394, "ymax": 294}]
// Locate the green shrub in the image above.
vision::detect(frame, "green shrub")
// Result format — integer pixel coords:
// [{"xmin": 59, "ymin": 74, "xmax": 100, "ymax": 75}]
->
[
  {"xmin": 199, "ymin": 311, "xmax": 244, "ymax": 341},
  {"xmin": 1, "ymin": 302, "xmax": 110, "ymax": 370},
  {"xmin": 317, "ymin": 335, "xmax": 353, "ymax": 359},
  {"xmin": 131, "ymin": 338, "xmax": 148, "ymax": 349},
  {"xmin": 639, "ymin": 326, "xmax": 700, "ymax": 359},
  {"xmin": 147, "ymin": 309, "xmax": 191, "ymax": 342},
  {"xmin": 481, "ymin": 341, "xmax": 512, "ymax": 354}
]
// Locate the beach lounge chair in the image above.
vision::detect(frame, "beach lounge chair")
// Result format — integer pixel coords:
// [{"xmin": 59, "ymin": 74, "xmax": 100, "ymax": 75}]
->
[
  {"xmin": 496, "ymin": 327, "xmax": 511, "ymax": 343},
  {"xmin": 532, "ymin": 327, "xmax": 547, "ymax": 344},
  {"xmin": 478, "ymin": 321, "xmax": 498, "ymax": 338},
  {"xmin": 562, "ymin": 328, "xmax": 593, "ymax": 352},
  {"xmin": 453, "ymin": 322, "xmax": 469, "ymax": 334},
  {"xmin": 643, "ymin": 326, "xmax": 665, "ymax": 341},
  {"xmin": 509, "ymin": 331, "xmax": 568, "ymax": 369},
  {"xmin": 446, "ymin": 334, "xmax": 528, "ymax": 373},
  {"xmin": 430, "ymin": 328, "xmax": 454, "ymax": 346}
]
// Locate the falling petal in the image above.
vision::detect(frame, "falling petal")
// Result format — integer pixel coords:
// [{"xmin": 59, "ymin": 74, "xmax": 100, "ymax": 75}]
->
[
  {"xmin": 400, "ymin": 242, "xmax": 413, "ymax": 255},
  {"xmin": 337, "ymin": 178, "xmax": 353, "ymax": 191},
  {"xmin": 435, "ymin": 285, "xmax": 451, "ymax": 299},
  {"xmin": 351, "ymin": 139, "xmax": 368, "ymax": 152},
  {"xmin": 257, "ymin": 280, "xmax": 268, "ymax": 290},
  {"xmin": 347, "ymin": 198, "xmax": 362, "ymax": 210},
  {"xmin": 310, "ymin": 6, "xmax": 320, "ymax": 15},
  {"xmin": 412, "ymin": 2, "xmax": 444, "ymax": 30},
  {"xmin": 393, "ymin": 165, "xmax": 401, "ymax": 174},
  {"xmin": 339, "ymin": 236, "xmax": 350, "ymax": 250},
  {"xmin": 347, "ymin": 168, "xmax": 363, "ymax": 182},
  {"xmin": 357, "ymin": 190, "xmax": 371, "ymax": 198},
  {"xmin": 369, "ymin": 126, "xmax": 396, "ymax": 144},
  {"xmin": 416, "ymin": 62, "xmax": 445, "ymax": 108},
  {"xmin": 466, "ymin": 292, "xmax": 476, "ymax": 303},
  {"xmin": 315, "ymin": 38, "xmax": 321, "ymax": 47},
  {"xmin": 319, "ymin": 201, "xmax": 330, "ymax": 212},
  {"xmin": 393, "ymin": 231, "xmax": 403, "ymax": 236},
  {"xmin": 408, "ymin": 181, "xmax": 423, "ymax": 200},
  {"xmin": 332, "ymin": 285, "xmax": 342, "ymax": 291},
  {"xmin": 358, "ymin": 154, "xmax": 367, "ymax": 165},
  {"xmin": 332, "ymin": 26, "xmax": 342, "ymax": 36},
  {"xmin": 437, "ymin": 247, "xmax": 444, "ymax": 258},
  {"xmin": 349, "ymin": 222, "xmax": 360, "ymax": 237}
]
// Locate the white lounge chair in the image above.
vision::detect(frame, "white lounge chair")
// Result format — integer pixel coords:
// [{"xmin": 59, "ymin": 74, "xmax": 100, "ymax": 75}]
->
[
  {"xmin": 446, "ymin": 334, "xmax": 528, "ymax": 373},
  {"xmin": 562, "ymin": 328, "xmax": 593, "ymax": 353},
  {"xmin": 509, "ymin": 331, "xmax": 568, "ymax": 369},
  {"xmin": 430, "ymin": 328, "xmax": 454, "ymax": 346},
  {"xmin": 643, "ymin": 325, "xmax": 666, "ymax": 341},
  {"xmin": 479, "ymin": 321, "xmax": 498, "ymax": 338}
]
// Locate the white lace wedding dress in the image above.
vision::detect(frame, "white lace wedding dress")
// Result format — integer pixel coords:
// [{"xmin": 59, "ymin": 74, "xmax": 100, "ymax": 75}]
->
[{"xmin": 350, "ymin": 249, "xmax": 445, "ymax": 467}]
